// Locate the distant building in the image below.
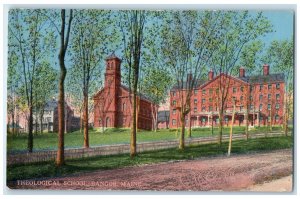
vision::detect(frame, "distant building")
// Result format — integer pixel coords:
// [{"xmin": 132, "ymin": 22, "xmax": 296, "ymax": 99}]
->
[
  {"xmin": 169, "ymin": 64, "xmax": 285, "ymax": 128},
  {"xmin": 157, "ymin": 110, "xmax": 170, "ymax": 129},
  {"xmin": 93, "ymin": 54, "xmax": 154, "ymax": 130},
  {"xmin": 33, "ymin": 99, "xmax": 80, "ymax": 133}
]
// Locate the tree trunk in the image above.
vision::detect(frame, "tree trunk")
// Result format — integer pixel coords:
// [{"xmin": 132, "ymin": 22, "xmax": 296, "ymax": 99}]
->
[
  {"xmin": 40, "ymin": 111, "xmax": 43, "ymax": 134},
  {"xmin": 188, "ymin": 113, "xmax": 192, "ymax": 138},
  {"xmin": 27, "ymin": 106, "xmax": 33, "ymax": 152},
  {"xmin": 228, "ymin": 102, "xmax": 236, "ymax": 157},
  {"xmin": 130, "ymin": 92, "xmax": 137, "ymax": 158},
  {"xmin": 56, "ymin": 9, "xmax": 73, "ymax": 166},
  {"xmin": 179, "ymin": 111, "xmax": 185, "ymax": 150},
  {"xmin": 218, "ymin": 112, "xmax": 223, "ymax": 145},
  {"xmin": 83, "ymin": 92, "xmax": 89, "ymax": 148}
]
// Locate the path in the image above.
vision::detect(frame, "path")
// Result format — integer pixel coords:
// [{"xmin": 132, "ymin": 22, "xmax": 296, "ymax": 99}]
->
[{"xmin": 8, "ymin": 149, "xmax": 293, "ymax": 191}]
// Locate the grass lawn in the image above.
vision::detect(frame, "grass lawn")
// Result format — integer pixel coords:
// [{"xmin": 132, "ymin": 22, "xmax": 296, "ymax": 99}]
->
[
  {"xmin": 6, "ymin": 136, "xmax": 293, "ymax": 182},
  {"xmin": 7, "ymin": 126, "xmax": 286, "ymax": 152}
]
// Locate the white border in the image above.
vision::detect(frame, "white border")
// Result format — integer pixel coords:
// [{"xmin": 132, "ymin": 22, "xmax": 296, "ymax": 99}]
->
[{"xmin": 1, "ymin": 1, "xmax": 299, "ymax": 199}]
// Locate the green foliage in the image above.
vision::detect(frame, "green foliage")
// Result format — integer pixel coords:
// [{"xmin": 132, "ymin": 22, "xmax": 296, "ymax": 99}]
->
[{"xmin": 7, "ymin": 136, "xmax": 293, "ymax": 181}]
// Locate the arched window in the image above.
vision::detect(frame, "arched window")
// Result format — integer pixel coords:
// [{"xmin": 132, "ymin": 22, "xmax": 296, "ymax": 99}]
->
[{"xmin": 122, "ymin": 102, "xmax": 126, "ymax": 111}]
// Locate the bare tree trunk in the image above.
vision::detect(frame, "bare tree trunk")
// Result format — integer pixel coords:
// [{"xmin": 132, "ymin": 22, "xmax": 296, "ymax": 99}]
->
[
  {"xmin": 56, "ymin": 9, "xmax": 73, "ymax": 167},
  {"xmin": 130, "ymin": 93, "xmax": 137, "ymax": 158},
  {"xmin": 83, "ymin": 92, "xmax": 89, "ymax": 148},
  {"xmin": 27, "ymin": 106, "xmax": 33, "ymax": 152},
  {"xmin": 228, "ymin": 101, "xmax": 236, "ymax": 157},
  {"xmin": 188, "ymin": 113, "xmax": 192, "ymax": 138},
  {"xmin": 218, "ymin": 111, "xmax": 223, "ymax": 145},
  {"xmin": 179, "ymin": 110, "xmax": 185, "ymax": 150}
]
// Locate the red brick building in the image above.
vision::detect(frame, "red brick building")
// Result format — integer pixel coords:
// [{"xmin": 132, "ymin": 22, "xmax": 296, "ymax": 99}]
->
[
  {"xmin": 93, "ymin": 54, "xmax": 153, "ymax": 130},
  {"xmin": 169, "ymin": 64, "xmax": 285, "ymax": 128}
]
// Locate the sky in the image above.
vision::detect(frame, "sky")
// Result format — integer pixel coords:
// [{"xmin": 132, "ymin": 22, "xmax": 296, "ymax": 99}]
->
[{"xmin": 262, "ymin": 10, "xmax": 294, "ymax": 46}]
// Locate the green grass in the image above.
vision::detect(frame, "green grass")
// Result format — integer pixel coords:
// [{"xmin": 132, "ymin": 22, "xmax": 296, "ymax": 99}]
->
[
  {"xmin": 7, "ymin": 136, "xmax": 293, "ymax": 182},
  {"xmin": 7, "ymin": 126, "xmax": 285, "ymax": 152}
]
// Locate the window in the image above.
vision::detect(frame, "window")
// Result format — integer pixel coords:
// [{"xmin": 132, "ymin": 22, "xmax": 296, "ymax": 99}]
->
[
  {"xmin": 172, "ymin": 100, "xmax": 176, "ymax": 106},
  {"xmin": 233, "ymin": 87, "xmax": 236, "ymax": 93},
  {"xmin": 202, "ymin": 89, "xmax": 206, "ymax": 95},
  {"xmin": 260, "ymin": 116, "xmax": 263, "ymax": 121},
  {"xmin": 225, "ymin": 117, "xmax": 229, "ymax": 123},
  {"xmin": 209, "ymin": 98, "xmax": 212, "ymax": 102},
  {"xmin": 194, "ymin": 99, "xmax": 198, "ymax": 104},
  {"xmin": 268, "ymin": 84, "xmax": 272, "ymax": 90},
  {"xmin": 232, "ymin": 96, "xmax": 236, "ymax": 101},
  {"xmin": 122, "ymin": 103, "xmax": 126, "ymax": 111},
  {"xmin": 259, "ymin": 84, "xmax": 263, "ymax": 91},
  {"xmin": 209, "ymin": 88, "xmax": 213, "ymax": 94},
  {"xmin": 268, "ymin": 104, "xmax": 271, "ymax": 110},
  {"xmin": 268, "ymin": 94, "xmax": 271, "ymax": 100},
  {"xmin": 194, "ymin": 89, "xmax": 198, "ymax": 94},
  {"xmin": 259, "ymin": 94, "xmax": 263, "ymax": 101},
  {"xmin": 172, "ymin": 109, "xmax": 176, "ymax": 115},
  {"xmin": 240, "ymin": 86, "xmax": 244, "ymax": 92},
  {"xmin": 268, "ymin": 116, "xmax": 271, "ymax": 122},
  {"xmin": 202, "ymin": 117, "xmax": 206, "ymax": 122},
  {"xmin": 172, "ymin": 119, "xmax": 176, "ymax": 125},
  {"xmin": 240, "ymin": 106, "xmax": 244, "ymax": 111},
  {"xmin": 209, "ymin": 106, "xmax": 213, "ymax": 111},
  {"xmin": 202, "ymin": 98, "xmax": 206, "ymax": 104},
  {"xmin": 250, "ymin": 96, "xmax": 253, "ymax": 101},
  {"xmin": 240, "ymin": 96, "xmax": 244, "ymax": 102},
  {"xmin": 275, "ymin": 115, "xmax": 280, "ymax": 121},
  {"xmin": 276, "ymin": 93, "xmax": 280, "ymax": 100},
  {"xmin": 194, "ymin": 107, "xmax": 197, "ymax": 113},
  {"xmin": 259, "ymin": 104, "xmax": 263, "ymax": 111},
  {"xmin": 202, "ymin": 106, "xmax": 206, "ymax": 112},
  {"xmin": 276, "ymin": 103, "xmax": 280, "ymax": 109},
  {"xmin": 216, "ymin": 88, "xmax": 219, "ymax": 94},
  {"xmin": 172, "ymin": 91, "xmax": 176, "ymax": 97},
  {"xmin": 250, "ymin": 105, "xmax": 253, "ymax": 110},
  {"xmin": 276, "ymin": 83, "xmax": 280, "ymax": 89}
]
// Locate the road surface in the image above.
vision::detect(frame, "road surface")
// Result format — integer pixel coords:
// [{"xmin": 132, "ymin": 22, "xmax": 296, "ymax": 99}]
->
[{"xmin": 8, "ymin": 149, "xmax": 293, "ymax": 191}]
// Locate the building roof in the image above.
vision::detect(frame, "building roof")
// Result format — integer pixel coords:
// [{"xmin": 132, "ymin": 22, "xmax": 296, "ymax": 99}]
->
[
  {"xmin": 171, "ymin": 73, "xmax": 285, "ymax": 91},
  {"xmin": 120, "ymin": 85, "xmax": 154, "ymax": 103},
  {"xmin": 44, "ymin": 100, "xmax": 69, "ymax": 111},
  {"xmin": 158, "ymin": 110, "xmax": 170, "ymax": 122},
  {"xmin": 171, "ymin": 79, "xmax": 207, "ymax": 91},
  {"xmin": 238, "ymin": 73, "xmax": 285, "ymax": 84},
  {"xmin": 105, "ymin": 52, "xmax": 122, "ymax": 61}
]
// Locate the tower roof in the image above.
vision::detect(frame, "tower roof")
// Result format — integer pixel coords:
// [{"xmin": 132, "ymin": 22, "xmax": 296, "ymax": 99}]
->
[{"xmin": 106, "ymin": 52, "xmax": 121, "ymax": 62}]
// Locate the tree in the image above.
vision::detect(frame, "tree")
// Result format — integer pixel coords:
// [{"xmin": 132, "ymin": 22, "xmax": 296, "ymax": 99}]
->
[
  {"xmin": 69, "ymin": 10, "xmax": 116, "ymax": 148},
  {"xmin": 141, "ymin": 67, "xmax": 172, "ymax": 132},
  {"xmin": 262, "ymin": 39, "xmax": 293, "ymax": 136},
  {"xmin": 209, "ymin": 11, "xmax": 272, "ymax": 145},
  {"xmin": 227, "ymin": 98, "xmax": 237, "ymax": 157},
  {"xmin": 240, "ymin": 40, "xmax": 264, "ymax": 139},
  {"xmin": 119, "ymin": 10, "xmax": 147, "ymax": 158},
  {"xmin": 161, "ymin": 11, "xmax": 220, "ymax": 149},
  {"xmin": 32, "ymin": 63, "xmax": 58, "ymax": 134},
  {"xmin": 57, "ymin": 9, "xmax": 73, "ymax": 166},
  {"xmin": 8, "ymin": 9, "xmax": 51, "ymax": 152}
]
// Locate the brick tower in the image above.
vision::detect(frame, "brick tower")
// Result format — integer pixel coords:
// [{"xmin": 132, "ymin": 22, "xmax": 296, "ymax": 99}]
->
[{"xmin": 104, "ymin": 53, "xmax": 121, "ymax": 127}]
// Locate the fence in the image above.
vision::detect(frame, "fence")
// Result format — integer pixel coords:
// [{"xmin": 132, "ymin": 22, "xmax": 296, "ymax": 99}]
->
[{"xmin": 7, "ymin": 132, "xmax": 286, "ymax": 166}]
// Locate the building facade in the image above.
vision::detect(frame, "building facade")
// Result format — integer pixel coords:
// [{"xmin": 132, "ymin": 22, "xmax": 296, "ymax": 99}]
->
[
  {"xmin": 93, "ymin": 54, "xmax": 154, "ymax": 130},
  {"xmin": 169, "ymin": 64, "xmax": 285, "ymax": 128},
  {"xmin": 33, "ymin": 100, "xmax": 80, "ymax": 133}
]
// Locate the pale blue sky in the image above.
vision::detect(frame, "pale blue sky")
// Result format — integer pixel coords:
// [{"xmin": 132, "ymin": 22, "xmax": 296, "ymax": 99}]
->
[{"xmin": 262, "ymin": 10, "xmax": 294, "ymax": 45}]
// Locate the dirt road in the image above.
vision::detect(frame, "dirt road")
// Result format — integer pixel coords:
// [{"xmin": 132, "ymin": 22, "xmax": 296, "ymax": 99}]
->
[{"xmin": 8, "ymin": 149, "xmax": 293, "ymax": 191}]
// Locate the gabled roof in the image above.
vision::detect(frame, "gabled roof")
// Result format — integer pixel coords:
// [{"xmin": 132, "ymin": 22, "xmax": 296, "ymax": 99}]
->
[
  {"xmin": 238, "ymin": 73, "xmax": 285, "ymax": 84},
  {"xmin": 200, "ymin": 73, "xmax": 249, "ymax": 89},
  {"xmin": 120, "ymin": 85, "xmax": 154, "ymax": 103}
]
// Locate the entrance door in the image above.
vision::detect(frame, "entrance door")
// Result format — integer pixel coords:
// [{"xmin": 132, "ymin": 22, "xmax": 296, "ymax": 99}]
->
[{"xmin": 106, "ymin": 117, "xmax": 110, "ymax": 127}]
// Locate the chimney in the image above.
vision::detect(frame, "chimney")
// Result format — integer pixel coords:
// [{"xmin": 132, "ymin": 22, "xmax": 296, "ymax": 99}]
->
[
  {"xmin": 263, "ymin": 64, "xmax": 269, "ymax": 76},
  {"xmin": 208, "ymin": 70, "xmax": 214, "ymax": 80},
  {"xmin": 239, "ymin": 67, "xmax": 245, "ymax": 77}
]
